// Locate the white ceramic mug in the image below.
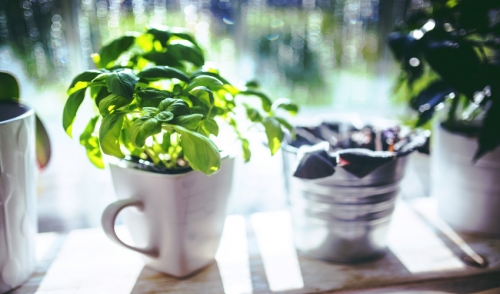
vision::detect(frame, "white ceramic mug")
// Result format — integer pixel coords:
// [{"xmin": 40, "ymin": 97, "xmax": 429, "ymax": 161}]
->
[
  {"xmin": 101, "ymin": 157, "xmax": 234, "ymax": 278},
  {"xmin": 0, "ymin": 103, "xmax": 37, "ymax": 293}
]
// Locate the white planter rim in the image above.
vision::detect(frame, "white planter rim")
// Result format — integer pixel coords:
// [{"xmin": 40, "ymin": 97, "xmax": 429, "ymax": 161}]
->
[{"xmin": 107, "ymin": 153, "xmax": 231, "ymax": 178}]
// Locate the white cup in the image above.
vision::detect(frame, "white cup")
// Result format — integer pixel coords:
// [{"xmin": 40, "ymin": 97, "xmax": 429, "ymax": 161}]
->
[
  {"xmin": 0, "ymin": 103, "xmax": 37, "ymax": 293},
  {"xmin": 101, "ymin": 157, "xmax": 234, "ymax": 278}
]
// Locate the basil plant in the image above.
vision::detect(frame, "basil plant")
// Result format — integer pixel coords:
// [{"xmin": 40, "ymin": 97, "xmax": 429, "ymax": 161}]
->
[{"xmin": 63, "ymin": 27, "xmax": 298, "ymax": 175}]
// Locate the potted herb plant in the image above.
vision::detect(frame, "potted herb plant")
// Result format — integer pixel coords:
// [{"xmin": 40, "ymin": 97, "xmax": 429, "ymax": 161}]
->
[
  {"xmin": 63, "ymin": 27, "xmax": 297, "ymax": 277},
  {"xmin": 388, "ymin": 0, "xmax": 500, "ymax": 235}
]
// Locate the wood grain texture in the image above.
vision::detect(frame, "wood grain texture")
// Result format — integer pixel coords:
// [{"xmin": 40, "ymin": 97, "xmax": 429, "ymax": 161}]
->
[{"xmin": 12, "ymin": 199, "xmax": 500, "ymax": 294}]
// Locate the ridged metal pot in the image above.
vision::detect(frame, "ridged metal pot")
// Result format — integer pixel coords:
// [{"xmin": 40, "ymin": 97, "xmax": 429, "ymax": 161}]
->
[{"xmin": 282, "ymin": 145, "xmax": 408, "ymax": 263}]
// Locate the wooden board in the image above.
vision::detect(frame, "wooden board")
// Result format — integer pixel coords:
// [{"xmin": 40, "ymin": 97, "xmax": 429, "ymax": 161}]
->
[{"xmin": 13, "ymin": 199, "xmax": 500, "ymax": 294}]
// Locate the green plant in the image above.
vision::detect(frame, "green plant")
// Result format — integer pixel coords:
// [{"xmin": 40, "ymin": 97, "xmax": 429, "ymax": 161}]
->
[
  {"xmin": 388, "ymin": 0, "xmax": 500, "ymax": 160},
  {"xmin": 0, "ymin": 71, "xmax": 51, "ymax": 168},
  {"xmin": 63, "ymin": 27, "xmax": 298, "ymax": 175}
]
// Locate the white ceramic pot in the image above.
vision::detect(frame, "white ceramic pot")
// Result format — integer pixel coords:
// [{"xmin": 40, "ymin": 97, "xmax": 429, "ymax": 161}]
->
[
  {"xmin": 432, "ymin": 124, "xmax": 500, "ymax": 235},
  {"xmin": 0, "ymin": 103, "xmax": 37, "ymax": 293},
  {"xmin": 101, "ymin": 157, "xmax": 234, "ymax": 278}
]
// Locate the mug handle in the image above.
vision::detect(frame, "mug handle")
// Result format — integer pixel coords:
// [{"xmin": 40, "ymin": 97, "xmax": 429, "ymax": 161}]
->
[{"xmin": 101, "ymin": 198, "xmax": 159, "ymax": 257}]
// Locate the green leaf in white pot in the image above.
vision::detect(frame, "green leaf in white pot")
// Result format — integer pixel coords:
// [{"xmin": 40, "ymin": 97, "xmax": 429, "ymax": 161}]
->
[
  {"xmin": 189, "ymin": 86, "xmax": 214, "ymax": 108},
  {"xmin": 158, "ymin": 98, "xmax": 190, "ymax": 116},
  {"xmin": 166, "ymin": 40, "xmax": 204, "ymax": 67},
  {"xmin": 141, "ymin": 52, "xmax": 183, "ymax": 68},
  {"xmin": 263, "ymin": 116, "xmax": 284, "ymax": 155},
  {"xmin": 173, "ymin": 125, "xmax": 221, "ymax": 175},
  {"xmin": 238, "ymin": 89, "xmax": 273, "ymax": 112},
  {"xmin": 271, "ymin": 98, "xmax": 299, "ymax": 115},
  {"xmin": 155, "ymin": 111, "xmax": 174, "ymax": 122},
  {"xmin": 98, "ymin": 35, "xmax": 136, "ymax": 68},
  {"xmin": 169, "ymin": 27, "xmax": 201, "ymax": 49},
  {"xmin": 185, "ymin": 75, "xmax": 224, "ymax": 92},
  {"xmin": 171, "ymin": 114, "xmax": 204, "ymax": 130},
  {"xmin": 136, "ymin": 89, "xmax": 173, "ymax": 108},
  {"xmin": 274, "ymin": 117, "xmax": 294, "ymax": 134},
  {"xmin": 201, "ymin": 118, "xmax": 219, "ymax": 136},
  {"xmin": 130, "ymin": 115, "xmax": 162, "ymax": 147},
  {"xmin": 98, "ymin": 94, "xmax": 133, "ymax": 115},
  {"xmin": 99, "ymin": 112, "xmax": 126, "ymax": 158},
  {"xmin": 105, "ymin": 71, "xmax": 139, "ymax": 100},
  {"xmin": 62, "ymin": 88, "xmax": 87, "ymax": 137},
  {"xmin": 136, "ymin": 66, "xmax": 190, "ymax": 83},
  {"xmin": 80, "ymin": 116, "xmax": 104, "ymax": 168},
  {"xmin": 245, "ymin": 105, "xmax": 263, "ymax": 123},
  {"xmin": 68, "ymin": 70, "xmax": 104, "ymax": 91}
]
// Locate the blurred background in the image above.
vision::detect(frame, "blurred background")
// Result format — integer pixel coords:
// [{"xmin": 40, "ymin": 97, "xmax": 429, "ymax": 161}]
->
[{"xmin": 0, "ymin": 0, "xmax": 423, "ymax": 232}]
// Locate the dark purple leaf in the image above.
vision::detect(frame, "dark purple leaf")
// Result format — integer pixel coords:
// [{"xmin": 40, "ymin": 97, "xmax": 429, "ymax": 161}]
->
[
  {"xmin": 293, "ymin": 150, "xmax": 336, "ymax": 179},
  {"xmin": 339, "ymin": 150, "xmax": 395, "ymax": 178}
]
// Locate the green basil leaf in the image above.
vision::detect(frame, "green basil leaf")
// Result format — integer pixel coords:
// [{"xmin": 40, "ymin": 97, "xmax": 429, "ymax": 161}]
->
[
  {"xmin": 80, "ymin": 116, "xmax": 99, "ymax": 144},
  {"xmin": 99, "ymin": 35, "xmax": 136, "ymax": 68},
  {"xmin": 147, "ymin": 27, "xmax": 171, "ymax": 44},
  {"xmin": 245, "ymin": 106, "xmax": 263, "ymax": 122},
  {"xmin": 185, "ymin": 75, "xmax": 224, "ymax": 92},
  {"xmin": 142, "ymin": 52, "xmax": 184, "ymax": 68},
  {"xmin": 174, "ymin": 125, "xmax": 221, "ymax": 175},
  {"xmin": 245, "ymin": 80, "xmax": 259, "ymax": 88},
  {"xmin": 105, "ymin": 71, "xmax": 139, "ymax": 100},
  {"xmin": 158, "ymin": 98, "xmax": 190, "ymax": 116},
  {"xmin": 98, "ymin": 94, "xmax": 133, "ymax": 115},
  {"xmin": 271, "ymin": 98, "xmax": 299, "ymax": 115},
  {"xmin": 62, "ymin": 88, "xmax": 87, "ymax": 137},
  {"xmin": 0, "ymin": 72, "xmax": 19, "ymax": 102},
  {"xmin": 167, "ymin": 40, "xmax": 204, "ymax": 67},
  {"xmin": 136, "ymin": 89, "xmax": 173, "ymax": 108},
  {"xmin": 170, "ymin": 28, "xmax": 201, "ymax": 48},
  {"xmin": 155, "ymin": 111, "xmax": 174, "ymax": 122},
  {"xmin": 120, "ymin": 118, "xmax": 142, "ymax": 157},
  {"xmin": 161, "ymin": 132, "xmax": 171, "ymax": 152},
  {"xmin": 68, "ymin": 70, "xmax": 103, "ymax": 91},
  {"xmin": 190, "ymin": 106, "xmax": 206, "ymax": 116},
  {"xmin": 99, "ymin": 112, "xmax": 125, "ymax": 158},
  {"xmin": 143, "ymin": 107, "xmax": 159, "ymax": 115},
  {"xmin": 90, "ymin": 86, "xmax": 111, "ymax": 108},
  {"xmin": 136, "ymin": 66, "xmax": 190, "ymax": 82},
  {"xmin": 171, "ymin": 114, "xmax": 204, "ymax": 130},
  {"xmin": 201, "ymin": 118, "xmax": 219, "ymax": 136},
  {"xmin": 241, "ymin": 138, "xmax": 251, "ymax": 162},
  {"xmin": 238, "ymin": 89, "xmax": 273, "ymax": 112},
  {"xmin": 79, "ymin": 116, "xmax": 104, "ymax": 168},
  {"xmin": 213, "ymin": 106, "xmax": 226, "ymax": 116},
  {"xmin": 130, "ymin": 116, "xmax": 162, "ymax": 147},
  {"xmin": 189, "ymin": 86, "xmax": 214, "ymax": 107},
  {"xmin": 274, "ymin": 116, "xmax": 294, "ymax": 134},
  {"xmin": 190, "ymin": 71, "xmax": 231, "ymax": 85},
  {"xmin": 263, "ymin": 117, "xmax": 284, "ymax": 155}
]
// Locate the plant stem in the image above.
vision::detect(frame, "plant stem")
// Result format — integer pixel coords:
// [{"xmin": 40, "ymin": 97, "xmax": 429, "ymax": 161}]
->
[{"xmin": 447, "ymin": 94, "xmax": 460, "ymax": 126}]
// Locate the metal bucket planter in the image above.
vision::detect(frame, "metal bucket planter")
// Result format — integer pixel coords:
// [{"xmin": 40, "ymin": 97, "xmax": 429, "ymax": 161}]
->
[
  {"xmin": 432, "ymin": 124, "xmax": 500, "ymax": 235},
  {"xmin": 283, "ymin": 147, "xmax": 408, "ymax": 262},
  {"xmin": 282, "ymin": 120, "xmax": 427, "ymax": 263}
]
